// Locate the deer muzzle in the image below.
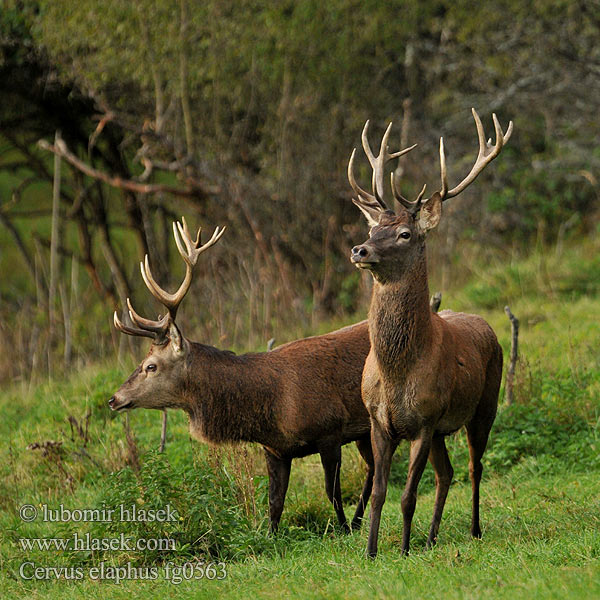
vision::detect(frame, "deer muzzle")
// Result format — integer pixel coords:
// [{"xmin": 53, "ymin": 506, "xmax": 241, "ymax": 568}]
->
[
  {"xmin": 351, "ymin": 245, "xmax": 378, "ymax": 267},
  {"xmin": 108, "ymin": 395, "xmax": 132, "ymax": 411}
]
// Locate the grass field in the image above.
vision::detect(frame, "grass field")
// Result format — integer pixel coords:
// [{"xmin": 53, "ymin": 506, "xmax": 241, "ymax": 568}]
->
[{"xmin": 1, "ymin": 236, "xmax": 599, "ymax": 599}]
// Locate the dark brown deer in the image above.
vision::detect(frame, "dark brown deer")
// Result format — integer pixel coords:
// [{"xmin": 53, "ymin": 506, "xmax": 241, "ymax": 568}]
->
[
  {"xmin": 109, "ymin": 218, "xmax": 373, "ymax": 533},
  {"xmin": 347, "ymin": 110, "xmax": 511, "ymax": 557}
]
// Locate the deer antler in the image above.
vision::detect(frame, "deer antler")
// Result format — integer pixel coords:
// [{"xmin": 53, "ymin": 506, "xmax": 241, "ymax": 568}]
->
[
  {"xmin": 349, "ymin": 109, "xmax": 512, "ymax": 223},
  {"xmin": 141, "ymin": 217, "xmax": 225, "ymax": 320},
  {"xmin": 348, "ymin": 120, "xmax": 417, "ymax": 212},
  {"xmin": 113, "ymin": 310, "xmax": 158, "ymax": 339},
  {"xmin": 113, "ymin": 217, "xmax": 226, "ymax": 342},
  {"xmin": 437, "ymin": 108, "xmax": 513, "ymax": 201},
  {"xmin": 391, "ymin": 109, "xmax": 513, "ymax": 215},
  {"xmin": 391, "ymin": 174, "xmax": 427, "ymax": 215}
]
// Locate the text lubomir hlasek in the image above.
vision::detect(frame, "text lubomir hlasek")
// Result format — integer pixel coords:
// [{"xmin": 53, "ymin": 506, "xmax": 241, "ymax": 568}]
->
[{"xmin": 40, "ymin": 504, "xmax": 178, "ymax": 523}]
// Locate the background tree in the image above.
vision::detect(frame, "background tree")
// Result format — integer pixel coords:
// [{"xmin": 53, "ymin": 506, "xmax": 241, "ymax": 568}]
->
[{"xmin": 0, "ymin": 0, "xmax": 598, "ymax": 381}]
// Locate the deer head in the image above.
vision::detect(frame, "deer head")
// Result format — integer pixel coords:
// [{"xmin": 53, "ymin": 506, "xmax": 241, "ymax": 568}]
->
[
  {"xmin": 349, "ymin": 109, "xmax": 512, "ymax": 282},
  {"xmin": 108, "ymin": 218, "xmax": 225, "ymax": 412}
]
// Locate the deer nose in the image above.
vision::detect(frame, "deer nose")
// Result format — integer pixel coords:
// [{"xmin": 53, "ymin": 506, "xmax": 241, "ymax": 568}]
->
[
  {"xmin": 108, "ymin": 396, "xmax": 116, "ymax": 408},
  {"xmin": 351, "ymin": 245, "xmax": 369, "ymax": 260}
]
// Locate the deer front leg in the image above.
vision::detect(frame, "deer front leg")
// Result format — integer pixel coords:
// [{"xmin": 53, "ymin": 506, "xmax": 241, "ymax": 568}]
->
[
  {"xmin": 366, "ymin": 420, "xmax": 398, "ymax": 558},
  {"xmin": 264, "ymin": 449, "xmax": 292, "ymax": 533},
  {"xmin": 401, "ymin": 429, "xmax": 433, "ymax": 555},
  {"xmin": 320, "ymin": 445, "xmax": 349, "ymax": 532}
]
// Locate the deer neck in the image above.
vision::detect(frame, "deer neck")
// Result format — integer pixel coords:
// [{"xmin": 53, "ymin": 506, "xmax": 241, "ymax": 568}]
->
[
  {"xmin": 180, "ymin": 345, "xmax": 278, "ymax": 445},
  {"xmin": 368, "ymin": 250, "xmax": 433, "ymax": 377}
]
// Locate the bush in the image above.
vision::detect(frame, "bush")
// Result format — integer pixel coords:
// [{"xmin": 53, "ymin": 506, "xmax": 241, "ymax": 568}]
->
[
  {"xmin": 90, "ymin": 450, "xmax": 272, "ymax": 565},
  {"xmin": 388, "ymin": 366, "xmax": 600, "ymax": 489}
]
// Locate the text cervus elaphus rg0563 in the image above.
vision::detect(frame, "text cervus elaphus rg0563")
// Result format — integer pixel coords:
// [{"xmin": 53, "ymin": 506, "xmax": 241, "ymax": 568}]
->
[
  {"xmin": 109, "ymin": 218, "xmax": 374, "ymax": 533},
  {"xmin": 348, "ymin": 109, "xmax": 511, "ymax": 557}
]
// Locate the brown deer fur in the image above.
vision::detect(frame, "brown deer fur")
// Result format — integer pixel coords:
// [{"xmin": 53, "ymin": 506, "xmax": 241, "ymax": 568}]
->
[
  {"xmin": 111, "ymin": 318, "xmax": 374, "ymax": 533},
  {"xmin": 111, "ymin": 219, "xmax": 376, "ymax": 533},
  {"xmin": 354, "ymin": 210, "xmax": 502, "ymax": 558},
  {"xmin": 348, "ymin": 111, "xmax": 509, "ymax": 557}
]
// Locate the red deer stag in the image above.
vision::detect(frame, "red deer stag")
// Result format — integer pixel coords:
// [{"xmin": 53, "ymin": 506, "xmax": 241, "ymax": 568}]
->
[
  {"xmin": 109, "ymin": 219, "xmax": 373, "ymax": 533},
  {"xmin": 347, "ymin": 109, "xmax": 511, "ymax": 557}
]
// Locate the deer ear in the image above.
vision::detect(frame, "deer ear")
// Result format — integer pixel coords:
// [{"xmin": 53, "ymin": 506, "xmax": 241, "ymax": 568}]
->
[
  {"xmin": 418, "ymin": 192, "xmax": 442, "ymax": 232},
  {"xmin": 352, "ymin": 197, "xmax": 382, "ymax": 228},
  {"xmin": 168, "ymin": 321, "xmax": 185, "ymax": 355}
]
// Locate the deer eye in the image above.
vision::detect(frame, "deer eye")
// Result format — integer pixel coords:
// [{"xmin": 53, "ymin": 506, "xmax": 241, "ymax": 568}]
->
[
  {"xmin": 145, "ymin": 364, "xmax": 157, "ymax": 372},
  {"xmin": 398, "ymin": 230, "xmax": 411, "ymax": 240}
]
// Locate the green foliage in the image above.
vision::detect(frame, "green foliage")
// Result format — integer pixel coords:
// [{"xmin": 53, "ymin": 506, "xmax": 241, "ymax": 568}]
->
[
  {"xmin": 558, "ymin": 251, "xmax": 600, "ymax": 299},
  {"xmin": 485, "ymin": 402, "xmax": 599, "ymax": 473},
  {"xmin": 451, "ymin": 235, "xmax": 600, "ymax": 318},
  {"xmin": 1, "ymin": 2, "xmax": 600, "ymax": 595},
  {"xmin": 462, "ymin": 280, "xmax": 504, "ymax": 309},
  {"xmin": 1, "ymin": 315, "xmax": 599, "ymax": 597},
  {"xmin": 87, "ymin": 450, "xmax": 270, "ymax": 564},
  {"xmin": 337, "ymin": 271, "xmax": 361, "ymax": 312},
  {"xmin": 1, "ymin": 0, "xmax": 600, "ymax": 377}
]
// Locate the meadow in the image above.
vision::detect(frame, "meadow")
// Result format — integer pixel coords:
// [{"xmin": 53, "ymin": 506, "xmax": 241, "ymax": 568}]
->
[{"xmin": 1, "ymin": 235, "xmax": 599, "ymax": 599}]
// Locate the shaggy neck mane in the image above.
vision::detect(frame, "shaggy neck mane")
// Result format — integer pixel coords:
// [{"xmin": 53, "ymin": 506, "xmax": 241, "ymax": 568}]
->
[
  {"xmin": 179, "ymin": 344, "xmax": 279, "ymax": 445},
  {"xmin": 369, "ymin": 250, "xmax": 433, "ymax": 376}
]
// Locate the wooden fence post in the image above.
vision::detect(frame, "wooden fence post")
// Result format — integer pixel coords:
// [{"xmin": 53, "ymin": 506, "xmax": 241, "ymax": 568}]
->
[
  {"xmin": 159, "ymin": 410, "xmax": 168, "ymax": 453},
  {"xmin": 48, "ymin": 130, "xmax": 61, "ymax": 376},
  {"xmin": 504, "ymin": 305, "xmax": 519, "ymax": 405}
]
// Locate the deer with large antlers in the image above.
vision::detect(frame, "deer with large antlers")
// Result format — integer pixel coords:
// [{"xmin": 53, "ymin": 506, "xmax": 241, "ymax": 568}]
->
[
  {"xmin": 348, "ymin": 109, "xmax": 511, "ymax": 557},
  {"xmin": 109, "ymin": 219, "xmax": 374, "ymax": 533}
]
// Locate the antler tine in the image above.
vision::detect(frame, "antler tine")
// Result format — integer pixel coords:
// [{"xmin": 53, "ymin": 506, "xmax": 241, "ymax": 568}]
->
[
  {"xmin": 140, "ymin": 254, "xmax": 191, "ymax": 319},
  {"xmin": 173, "ymin": 220, "xmax": 198, "ymax": 267},
  {"xmin": 440, "ymin": 108, "xmax": 513, "ymax": 201},
  {"xmin": 473, "ymin": 107, "xmax": 486, "ymax": 157},
  {"xmin": 113, "ymin": 311, "xmax": 156, "ymax": 339},
  {"xmin": 114, "ymin": 218, "xmax": 226, "ymax": 341},
  {"xmin": 361, "ymin": 120, "xmax": 376, "ymax": 165},
  {"xmin": 361, "ymin": 120, "xmax": 418, "ymax": 204},
  {"xmin": 139, "ymin": 219, "xmax": 227, "ymax": 320},
  {"xmin": 350, "ymin": 120, "xmax": 418, "ymax": 218},
  {"xmin": 439, "ymin": 137, "xmax": 448, "ymax": 198},
  {"xmin": 494, "ymin": 112, "xmax": 514, "ymax": 144},
  {"xmin": 126, "ymin": 297, "xmax": 170, "ymax": 333},
  {"xmin": 180, "ymin": 215, "xmax": 201, "ymax": 246},
  {"xmin": 173, "ymin": 217, "xmax": 201, "ymax": 263},
  {"xmin": 195, "ymin": 224, "xmax": 226, "ymax": 257},
  {"xmin": 348, "ymin": 148, "xmax": 379, "ymax": 206},
  {"xmin": 415, "ymin": 183, "xmax": 427, "ymax": 203},
  {"xmin": 174, "ymin": 219, "xmax": 226, "ymax": 268},
  {"xmin": 368, "ymin": 121, "xmax": 389, "ymax": 202},
  {"xmin": 390, "ymin": 171, "xmax": 425, "ymax": 215}
]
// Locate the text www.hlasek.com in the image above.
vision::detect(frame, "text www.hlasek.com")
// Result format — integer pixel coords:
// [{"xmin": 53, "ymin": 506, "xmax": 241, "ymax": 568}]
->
[{"xmin": 20, "ymin": 533, "xmax": 175, "ymax": 553}]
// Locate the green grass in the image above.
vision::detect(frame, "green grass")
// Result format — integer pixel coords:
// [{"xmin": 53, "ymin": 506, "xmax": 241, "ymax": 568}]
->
[{"xmin": 1, "ymin": 236, "xmax": 599, "ymax": 599}]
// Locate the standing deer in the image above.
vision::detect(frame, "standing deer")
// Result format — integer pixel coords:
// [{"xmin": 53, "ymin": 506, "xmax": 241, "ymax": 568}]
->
[
  {"xmin": 348, "ymin": 109, "xmax": 511, "ymax": 557},
  {"xmin": 109, "ymin": 219, "xmax": 373, "ymax": 533}
]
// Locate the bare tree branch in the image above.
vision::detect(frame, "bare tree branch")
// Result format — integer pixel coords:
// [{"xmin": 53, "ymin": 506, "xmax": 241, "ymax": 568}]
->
[
  {"xmin": 37, "ymin": 137, "xmax": 220, "ymax": 201},
  {"xmin": 0, "ymin": 210, "xmax": 38, "ymax": 285}
]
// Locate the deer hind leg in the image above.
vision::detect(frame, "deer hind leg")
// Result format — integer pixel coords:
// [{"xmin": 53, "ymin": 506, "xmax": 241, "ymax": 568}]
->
[
  {"xmin": 426, "ymin": 434, "xmax": 454, "ymax": 548},
  {"xmin": 264, "ymin": 449, "xmax": 292, "ymax": 533},
  {"xmin": 320, "ymin": 445, "xmax": 349, "ymax": 532},
  {"xmin": 400, "ymin": 429, "xmax": 433, "ymax": 555},
  {"xmin": 351, "ymin": 435, "xmax": 375, "ymax": 530},
  {"xmin": 466, "ymin": 342, "xmax": 501, "ymax": 538},
  {"xmin": 465, "ymin": 400, "xmax": 496, "ymax": 538}
]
